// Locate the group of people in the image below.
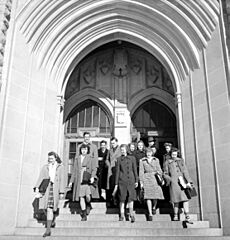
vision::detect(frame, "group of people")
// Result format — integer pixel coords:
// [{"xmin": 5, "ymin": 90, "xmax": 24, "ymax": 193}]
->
[{"xmin": 34, "ymin": 132, "xmax": 195, "ymax": 237}]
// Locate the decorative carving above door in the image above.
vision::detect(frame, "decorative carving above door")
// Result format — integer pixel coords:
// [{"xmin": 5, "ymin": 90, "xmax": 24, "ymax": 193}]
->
[{"xmin": 65, "ymin": 41, "xmax": 175, "ymax": 102}]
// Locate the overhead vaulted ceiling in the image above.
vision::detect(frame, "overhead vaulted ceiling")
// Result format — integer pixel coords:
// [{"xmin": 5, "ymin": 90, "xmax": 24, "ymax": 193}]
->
[{"xmin": 17, "ymin": 0, "xmax": 220, "ymax": 91}]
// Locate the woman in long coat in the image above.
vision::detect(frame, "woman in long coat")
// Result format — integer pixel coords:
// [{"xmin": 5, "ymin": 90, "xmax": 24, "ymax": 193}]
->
[
  {"xmin": 163, "ymin": 148, "xmax": 193, "ymax": 222},
  {"xmin": 34, "ymin": 152, "xmax": 65, "ymax": 237},
  {"xmin": 114, "ymin": 144, "xmax": 138, "ymax": 222},
  {"xmin": 139, "ymin": 147, "xmax": 164, "ymax": 221},
  {"xmin": 133, "ymin": 140, "xmax": 146, "ymax": 203},
  {"xmin": 68, "ymin": 144, "xmax": 97, "ymax": 220}
]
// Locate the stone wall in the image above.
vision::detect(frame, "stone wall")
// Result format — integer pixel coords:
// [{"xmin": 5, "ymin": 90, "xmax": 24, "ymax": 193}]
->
[{"xmin": 182, "ymin": 25, "xmax": 230, "ymax": 235}]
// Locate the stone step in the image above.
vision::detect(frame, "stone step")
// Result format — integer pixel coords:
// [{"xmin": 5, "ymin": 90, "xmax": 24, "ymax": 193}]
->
[
  {"xmin": 57, "ymin": 213, "xmax": 198, "ymax": 221},
  {"xmin": 14, "ymin": 227, "xmax": 223, "ymax": 237},
  {"xmin": 1, "ymin": 236, "xmax": 229, "ymax": 240},
  {"xmin": 60, "ymin": 207, "xmax": 193, "ymax": 216},
  {"xmin": 63, "ymin": 201, "xmax": 173, "ymax": 210},
  {"xmin": 28, "ymin": 219, "xmax": 210, "ymax": 228}
]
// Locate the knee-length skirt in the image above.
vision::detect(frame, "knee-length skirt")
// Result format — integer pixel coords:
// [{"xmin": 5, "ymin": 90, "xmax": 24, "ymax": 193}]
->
[{"xmin": 47, "ymin": 183, "xmax": 54, "ymax": 208}]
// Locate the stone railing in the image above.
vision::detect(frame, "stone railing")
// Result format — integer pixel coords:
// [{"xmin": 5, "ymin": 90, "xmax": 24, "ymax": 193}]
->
[{"xmin": 0, "ymin": 0, "xmax": 12, "ymax": 92}]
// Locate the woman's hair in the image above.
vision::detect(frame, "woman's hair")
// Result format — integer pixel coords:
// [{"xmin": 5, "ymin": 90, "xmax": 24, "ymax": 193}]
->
[
  {"xmin": 110, "ymin": 137, "xmax": 118, "ymax": 142},
  {"xmin": 128, "ymin": 142, "xmax": 136, "ymax": 150},
  {"xmin": 145, "ymin": 147, "xmax": 153, "ymax": 154},
  {"xmin": 164, "ymin": 142, "xmax": 172, "ymax": 147},
  {"xmin": 120, "ymin": 144, "xmax": 128, "ymax": 150},
  {"xmin": 137, "ymin": 140, "xmax": 146, "ymax": 150},
  {"xmin": 79, "ymin": 144, "xmax": 90, "ymax": 154},
  {"xmin": 171, "ymin": 147, "xmax": 179, "ymax": 153},
  {"xmin": 48, "ymin": 151, "xmax": 62, "ymax": 163},
  {"xmin": 100, "ymin": 140, "xmax": 107, "ymax": 145}
]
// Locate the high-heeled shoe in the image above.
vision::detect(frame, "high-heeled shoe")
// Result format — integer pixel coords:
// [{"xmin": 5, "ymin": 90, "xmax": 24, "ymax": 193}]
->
[
  {"xmin": 185, "ymin": 215, "xmax": 193, "ymax": 224},
  {"xmin": 43, "ymin": 230, "xmax": 51, "ymax": 237},
  {"xmin": 130, "ymin": 215, "xmax": 135, "ymax": 223},
  {"xmin": 148, "ymin": 215, "xmax": 153, "ymax": 221},
  {"xmin": 51, "ymin": 221, "xmax": 56, "ymax": 228}
]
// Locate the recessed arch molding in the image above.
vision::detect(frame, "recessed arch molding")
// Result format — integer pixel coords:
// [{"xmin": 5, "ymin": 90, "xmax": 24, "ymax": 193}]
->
[{"xmin": 17, "ymin": 0, "xmax": 219, "ymax": 91}]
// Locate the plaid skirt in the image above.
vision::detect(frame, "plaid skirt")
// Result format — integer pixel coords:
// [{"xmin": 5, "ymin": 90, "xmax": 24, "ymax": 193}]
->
[{"xmin": 47, "ymin": 183, "xmax": 54, "ymax": 208}]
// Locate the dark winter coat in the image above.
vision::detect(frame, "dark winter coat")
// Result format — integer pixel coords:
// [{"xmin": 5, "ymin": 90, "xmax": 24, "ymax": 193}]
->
[
  {"xmin": 115, "ymin": 155, "xmax": 138, "ymax": 201},
  {"xmin": 134, "ymin": 149, "xmax": 146, "ymax": 177},
  {"xmin": 106, "ymin": 146, "xmax": 121, "ymax": 190}
]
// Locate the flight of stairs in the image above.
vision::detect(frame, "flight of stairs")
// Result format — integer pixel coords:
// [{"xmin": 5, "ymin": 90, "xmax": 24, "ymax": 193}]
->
[{"xmin": 0, "ymin": 200, "xmax": 227, "ymax": 239}]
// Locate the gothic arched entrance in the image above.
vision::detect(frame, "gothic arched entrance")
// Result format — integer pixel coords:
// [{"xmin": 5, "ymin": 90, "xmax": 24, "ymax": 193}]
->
[{"xmin": 131, "ymin": 98, "xmax": 178, "ymax": 161}]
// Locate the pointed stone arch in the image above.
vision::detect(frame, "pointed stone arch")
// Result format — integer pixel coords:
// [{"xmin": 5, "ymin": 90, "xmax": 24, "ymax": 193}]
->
[{"xmin": 17, "ymin": 0, "xmax": 220, "ymax": 94}]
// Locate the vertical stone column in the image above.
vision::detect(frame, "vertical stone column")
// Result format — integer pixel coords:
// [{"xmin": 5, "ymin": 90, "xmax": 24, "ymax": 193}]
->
[
  {"xmin": 113, "ymin": 103, "xmax": 131, "ymax": 144},
  {"xmin": 176, "ymin": 92, "xmax": 185, "ymax": 159}
]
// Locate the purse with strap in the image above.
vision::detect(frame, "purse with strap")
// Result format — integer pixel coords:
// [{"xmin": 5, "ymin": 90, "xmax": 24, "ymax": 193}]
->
[{"xmin": 155, "ymin": 172, "xmax": 165, "ymax": 186}]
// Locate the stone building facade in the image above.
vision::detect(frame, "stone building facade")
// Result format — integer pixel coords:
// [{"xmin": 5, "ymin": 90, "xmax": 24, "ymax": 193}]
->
[{"xmin": 0, "ymin": 0, "xmax": 230, "ymax": 236}]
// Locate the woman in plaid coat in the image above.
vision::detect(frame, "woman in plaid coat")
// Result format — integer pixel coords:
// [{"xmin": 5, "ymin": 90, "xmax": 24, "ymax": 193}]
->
[{"xmin": 34, "ymin": 152, "xmax": 65, "ymax": 237}]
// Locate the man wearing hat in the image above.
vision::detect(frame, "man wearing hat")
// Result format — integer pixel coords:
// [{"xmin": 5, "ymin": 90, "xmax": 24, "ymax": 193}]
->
[
  {"xmin": 147, "ymin": 136, "xmax": 155, "ymax": 148},
  {"xmin": 163, "ymin": 142, "xmax": 172, "ymax": 167},
  {"xmin": 148, "ymin": 137, "xmax": 161, "ymax": 165}
]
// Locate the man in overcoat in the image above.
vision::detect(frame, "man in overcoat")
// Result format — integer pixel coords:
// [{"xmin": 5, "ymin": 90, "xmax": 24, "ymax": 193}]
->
[{"xmin": 105, "ymin": 137, "xmax": 121, "ymax": 205}]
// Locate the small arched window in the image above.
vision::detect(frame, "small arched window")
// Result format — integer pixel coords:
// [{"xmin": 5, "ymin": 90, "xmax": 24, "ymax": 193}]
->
[{"xmin": 66, "ymin": 100, "xmax": 111, "ymax": 135}]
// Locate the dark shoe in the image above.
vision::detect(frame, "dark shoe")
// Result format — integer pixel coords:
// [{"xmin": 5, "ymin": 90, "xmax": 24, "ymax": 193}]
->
[
  {"xmin": 43, "ymin": 230, "xmax": 51, "ymax": 237},
  {"xmin": 51, "ymin": 221, "xmax": 56, "ymax": 228},
  {"xmin": 125, "ymin": 209, "xmax": 130, "ymax": 221},
  {"xmin": 86, "ymin": 202, "xmax": 92, "ymax": 215},
  {"xmin": 81, "ymin": 215, "xmax": 87, "ymax": 221},
  {"xmin": 148, "ymin": 215, "xmax": 153, "ymax": 221},
  {"xmin": 152, "ymin": 208, "xmax": 156, "ymax": 215},
  {"xmin": 81, "ymin": 210, "xmax": 87, "ymax": 221},
  {"xmin": 185, "ymin": 215, "xmax": 193, "ymax": 224},
  {"xmin": 130, "ymin": 215, "xmax": 135, "ymax": 223}
]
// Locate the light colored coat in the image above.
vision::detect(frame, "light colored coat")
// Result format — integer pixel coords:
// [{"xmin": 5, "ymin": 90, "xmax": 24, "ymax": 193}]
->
[
  {"xmin": 163, "ymin": 157, "xmax": 192, "ymax": 203},
  {"xmin": 70, "ymin": 154, "xmax": 97, "ymax": 201},
  {"xmin": 35, "ymin": 163, "xmax": 65, "ymax": 211}
]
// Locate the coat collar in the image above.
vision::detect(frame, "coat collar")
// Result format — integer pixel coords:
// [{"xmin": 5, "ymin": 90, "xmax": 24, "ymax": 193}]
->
[
  {"xmin": 168, "ymin": 157, "xmax": 182, "ymax": 164},
  {"xmin": 45, "ymin": 162, "xmax": 62, "ymax": 170}
]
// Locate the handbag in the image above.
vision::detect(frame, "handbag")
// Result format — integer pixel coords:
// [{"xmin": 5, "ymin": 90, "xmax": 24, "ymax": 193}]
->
[
  {"xmin": 81, "ymin": 171, "xmax": 91, "ymax": 184},
  {"xmin": 155, "ymin": 172, "xmax": 164, "ymax": 186},
  {"xmin": 185, "ymin": 186, "xmax": 197, "ymax": 199},
  {"xmin": 38, "ymin": 179, "xmax": 50, "ymax": 194}
]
